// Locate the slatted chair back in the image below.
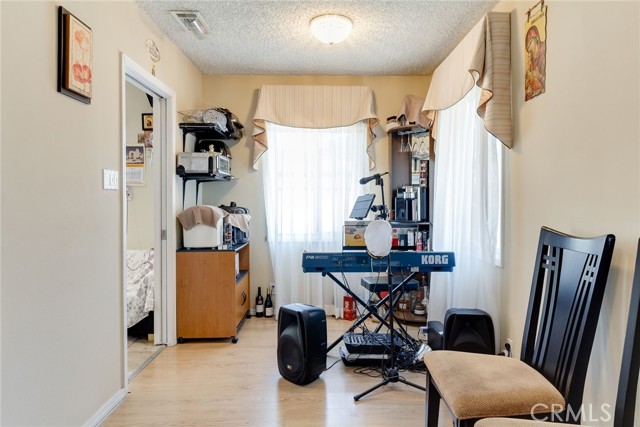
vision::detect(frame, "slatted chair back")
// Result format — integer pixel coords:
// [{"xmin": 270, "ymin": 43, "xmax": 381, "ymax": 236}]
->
[
  {"xmin": 521, "ymin": 227, "xmax": 615, "ymax": 422},
  {"xmin": 614, "ymin": 239, "xmax": 640, "ymax": 426}
]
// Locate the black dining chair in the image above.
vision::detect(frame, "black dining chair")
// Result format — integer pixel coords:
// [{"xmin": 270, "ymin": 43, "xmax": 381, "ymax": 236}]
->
[
  {"xmin": 424, "ymin": 226, "xmax": 616, "ymax": 426},
  {"xmin": 475, "ymin": 238, "xmax": 640, "ymax": 427}
]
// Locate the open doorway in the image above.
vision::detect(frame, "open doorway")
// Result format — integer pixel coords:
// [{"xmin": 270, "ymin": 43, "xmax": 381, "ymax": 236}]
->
[
  {"xmin": 124, "ymin": 81, "xmax": 164, "ymax": 379},
  {"xmin": 121, "ymin": 54, "xmax": 178, "ymax": 385}
]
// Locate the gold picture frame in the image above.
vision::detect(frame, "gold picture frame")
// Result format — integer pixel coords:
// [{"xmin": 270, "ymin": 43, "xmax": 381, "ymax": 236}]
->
[
  {"xmin": 142, "ymin": 113, "xmax": 153, "ymax": 131},
  {"xmin": 57, "ymin": 7, "xmax": 93, "ymax": 104}
]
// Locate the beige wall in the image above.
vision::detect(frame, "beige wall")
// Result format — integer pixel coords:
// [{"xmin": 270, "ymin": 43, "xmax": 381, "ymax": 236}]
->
[
  {"xmin": 0, "ymin": 1, "xmax": 202, "ymax": 425},
  {"xmin": 493, "ymin": 1, "xmax": 639, "ymax": 423},
  {"xmin": 199, "ymin": 75, "xmax": 430, "ymax": 307}
]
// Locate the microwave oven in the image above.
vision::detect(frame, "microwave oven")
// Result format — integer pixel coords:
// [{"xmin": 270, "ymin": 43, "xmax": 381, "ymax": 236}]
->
[{"xmin": 177, "ymin": 152, "xmax": 231, "ymax": 176}]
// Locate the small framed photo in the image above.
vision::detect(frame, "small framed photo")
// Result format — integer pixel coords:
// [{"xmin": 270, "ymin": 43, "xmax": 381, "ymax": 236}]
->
[
  {"xmin": 57, "ymin": 6, "xmax": 93, "ymax": 104},
  {"xmin": 142, "ymin": 113, "xmax": 153, "ymax": 131}
]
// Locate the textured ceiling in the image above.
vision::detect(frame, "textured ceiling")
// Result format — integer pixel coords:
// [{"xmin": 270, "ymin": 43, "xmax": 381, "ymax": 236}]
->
[{"xmin": 136, "ymin": 0, "xmax": 499, "ymax": 76}]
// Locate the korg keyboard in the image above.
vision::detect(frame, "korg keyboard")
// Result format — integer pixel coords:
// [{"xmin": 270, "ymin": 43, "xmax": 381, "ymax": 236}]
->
[
  {"xmin": 301, "ymin": 251, "xmax": 455, "ymax": 273},
  {"xmin": 302, "ymin": 250, "xmax": 455, "ymax": 354}
]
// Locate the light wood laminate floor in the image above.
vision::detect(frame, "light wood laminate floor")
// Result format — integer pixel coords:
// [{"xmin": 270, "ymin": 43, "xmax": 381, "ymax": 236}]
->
[{"xmin": 103, "ymin": 315, "xmax": 452, "ymax": 426}]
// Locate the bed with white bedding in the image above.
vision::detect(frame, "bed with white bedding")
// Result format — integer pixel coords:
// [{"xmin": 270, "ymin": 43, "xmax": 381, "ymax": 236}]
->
[{"xmin": 126, "ymin": 249, "xmax": 155, "ymax": 328}]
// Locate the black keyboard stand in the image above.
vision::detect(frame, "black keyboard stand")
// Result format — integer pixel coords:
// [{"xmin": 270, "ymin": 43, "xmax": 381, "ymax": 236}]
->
[
  {"xmin": 323, "ymin": 271, "xmax": 417, "ymax": 352},
  {"xmin": 354, "ymin": 254, "xmax": 426, "ymax": 401}
]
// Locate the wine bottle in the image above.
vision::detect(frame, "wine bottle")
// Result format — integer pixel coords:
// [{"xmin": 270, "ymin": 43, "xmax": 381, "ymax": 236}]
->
[
  {"xmin": 265, "ymin": 287, "xmax": 274, "ymax": 318},
  {"xmin": 255, "ymin": 287, "xmax": 264, "ymax": 318},
  {"xmin": 413, "ymin": 289, "xmax": 426, "ymax": 316},
  {"xmin": 398, "ymin": 293, "xmax": 410, "ymax": 312}
]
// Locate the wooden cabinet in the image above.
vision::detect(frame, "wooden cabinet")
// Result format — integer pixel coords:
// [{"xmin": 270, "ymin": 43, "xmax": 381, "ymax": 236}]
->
[{"xmin": 176, "ymin": 243, "xmax": 250, "ymax": 342}]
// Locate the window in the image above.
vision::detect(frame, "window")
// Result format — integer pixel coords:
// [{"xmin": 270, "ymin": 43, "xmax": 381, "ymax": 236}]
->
[
  {"xmin": 262, "ymin": 121, "xmax": 368, "ymax": 314},
  {"xmin": 429, "ymin": 85, "xmax": 503, "ymax": 339}
]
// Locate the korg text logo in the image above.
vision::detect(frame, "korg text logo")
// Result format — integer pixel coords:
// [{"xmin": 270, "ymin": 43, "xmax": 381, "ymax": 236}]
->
[{"xmin": 421, "ymin": 254, "xmax": 449, "ymax": 265}]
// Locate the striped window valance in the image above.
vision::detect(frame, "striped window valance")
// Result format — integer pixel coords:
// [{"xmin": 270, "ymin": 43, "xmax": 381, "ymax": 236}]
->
[
  {"xmin": 422, "ymin": 12, "xmax": 512, "ymax": 148},
  {"xmin": 252, "ymin": 85, "xmax": 379, "ymax": 168}
]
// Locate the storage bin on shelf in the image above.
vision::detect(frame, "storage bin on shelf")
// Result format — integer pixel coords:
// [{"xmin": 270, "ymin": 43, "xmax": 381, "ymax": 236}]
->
[{"xmin": 177, "ymin": 205, "xmax": 226, "ymax": 249}]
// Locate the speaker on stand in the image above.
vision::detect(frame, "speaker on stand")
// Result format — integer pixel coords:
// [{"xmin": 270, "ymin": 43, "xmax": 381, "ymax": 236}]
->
[{"xmin": 277, "ymin": 303, "xmax": 327, "ymax": 385}]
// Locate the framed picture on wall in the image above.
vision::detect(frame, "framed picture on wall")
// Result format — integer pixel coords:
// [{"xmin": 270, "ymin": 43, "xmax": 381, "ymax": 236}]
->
[
  {"xmin": 57, "ymin": 6, "xmax": 93, "ymax": 104},
  {"xmin": 126, "ymin": 145, "xmax": 145, "ymax": 185},
  {"xmin": 142, "ymin": 113, "xmax": 153, "ymax": 131}
]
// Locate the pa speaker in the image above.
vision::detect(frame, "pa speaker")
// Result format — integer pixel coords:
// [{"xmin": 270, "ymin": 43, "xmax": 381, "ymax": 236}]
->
[
  {"xmin": 277, "ymin": 303, "xmax": 327, "ymax": 385},
  {"xmin": 443, "ymin": 308, "xmax": 495, "ymax": 355},
  {"xmin": 426, "ymin": 320, "xmax": 444, "ymax": 351}
]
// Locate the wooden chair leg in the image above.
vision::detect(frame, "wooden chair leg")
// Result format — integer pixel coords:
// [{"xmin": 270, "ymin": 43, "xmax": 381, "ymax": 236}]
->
[{"xmin": 426, "ymin": 371, "xmax": 441, "ymax": 427}]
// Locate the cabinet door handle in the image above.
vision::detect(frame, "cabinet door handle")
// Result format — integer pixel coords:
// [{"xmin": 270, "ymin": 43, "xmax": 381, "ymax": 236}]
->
[{"xmin": 241, "ymin": 292, "xmax": 247, "ymax": 305}]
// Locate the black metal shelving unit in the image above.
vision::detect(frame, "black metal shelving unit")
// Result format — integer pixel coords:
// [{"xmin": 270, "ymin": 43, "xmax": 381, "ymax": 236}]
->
[{"xmin": 178, "ymin": 122, "xmax": 241, "ymax": 207}]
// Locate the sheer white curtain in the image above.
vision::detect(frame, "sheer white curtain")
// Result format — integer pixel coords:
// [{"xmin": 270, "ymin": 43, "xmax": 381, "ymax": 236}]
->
[
  {"xmin": 429, "ymin": 85, "xmax": 503, "ymax": 346},
  {"xmin": 263, "ymin": 121, "xmax": 369, "ymax": 317}
]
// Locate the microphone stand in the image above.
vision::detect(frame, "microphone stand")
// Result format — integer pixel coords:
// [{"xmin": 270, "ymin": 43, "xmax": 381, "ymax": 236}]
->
[
  {"xmin": 354, "ymin": 175, "xmax": 426, "ymax": 401},
  {"xmin": 374, "ymin": 175, "xmax": 387, "ymax": 220}
]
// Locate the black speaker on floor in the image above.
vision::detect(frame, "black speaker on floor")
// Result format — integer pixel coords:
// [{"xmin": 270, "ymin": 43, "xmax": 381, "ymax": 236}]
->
[
  {"xmin": 443, "ymin": 308, "xmax": 495, "ymax": 355},
  {"xmin": 277, "ymin": 303, "xmax": 327, "ymax": 385}
]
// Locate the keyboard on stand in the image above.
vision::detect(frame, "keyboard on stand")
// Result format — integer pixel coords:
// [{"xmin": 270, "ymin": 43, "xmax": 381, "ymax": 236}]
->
[{"xmin": 301, "ymin": 249, "xmax": 456, "ymax": 358}]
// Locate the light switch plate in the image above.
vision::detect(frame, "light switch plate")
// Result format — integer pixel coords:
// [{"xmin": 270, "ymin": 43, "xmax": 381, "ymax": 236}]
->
[{"xmin": 103, "ymin": 169, "xmax": 119, "ymax": 190}]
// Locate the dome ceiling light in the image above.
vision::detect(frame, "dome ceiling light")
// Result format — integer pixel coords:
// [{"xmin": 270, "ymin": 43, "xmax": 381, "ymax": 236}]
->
[{"xmin": 310, "ymin": 14, "xmax": 352, "ymax": 45}]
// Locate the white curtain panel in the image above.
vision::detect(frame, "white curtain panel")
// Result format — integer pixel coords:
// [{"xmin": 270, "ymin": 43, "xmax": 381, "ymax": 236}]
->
[
  {"xmin": 263, "ymin": 121, "xmax": 369, "ymax": 317},
  {"xmin": 429, "ymin": 85, "xmax": 503, "ymax": 348}
]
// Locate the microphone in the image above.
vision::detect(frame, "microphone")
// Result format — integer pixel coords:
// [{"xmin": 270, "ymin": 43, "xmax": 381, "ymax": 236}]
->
[{"xmin": 359, "ymin": 172, "xmax": 388, "ymax": 185}]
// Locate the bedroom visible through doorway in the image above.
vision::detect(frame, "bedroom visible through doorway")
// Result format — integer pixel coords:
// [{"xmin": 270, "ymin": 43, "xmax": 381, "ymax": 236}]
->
[{"xmin": 124, "ymin": 81, "xmax": 165, "ymax": 380}]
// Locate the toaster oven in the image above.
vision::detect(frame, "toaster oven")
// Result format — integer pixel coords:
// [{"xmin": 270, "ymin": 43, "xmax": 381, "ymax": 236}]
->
[{"xmin": 177, "ymin": 152, "xmax": 231, "ymax": 176}]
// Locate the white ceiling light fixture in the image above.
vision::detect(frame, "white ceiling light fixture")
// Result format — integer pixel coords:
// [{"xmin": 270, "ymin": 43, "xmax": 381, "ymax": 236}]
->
[
  {"xmin": 170, "ymin": 10, "xmax": 210, "ymax": 39},
  {"xmin": 310, "ymin": 14, "xmax": 352, "ymax": 45}
]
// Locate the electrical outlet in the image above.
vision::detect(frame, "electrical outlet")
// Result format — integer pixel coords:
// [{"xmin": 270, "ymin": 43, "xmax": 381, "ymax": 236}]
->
[
  {"xmin": 270, "ymin": 282, "xmax": 275, "ymax": 294},
  {"xmin": 505, "ymin": 338, "xmax": 514, "ymax": 357}
]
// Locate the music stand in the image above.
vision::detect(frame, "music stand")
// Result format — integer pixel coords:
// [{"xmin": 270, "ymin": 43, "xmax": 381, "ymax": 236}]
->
[
  {"xmin": 353, "ymin": 174, "xmax": 425, "ymax": 401},
  {"xmin": 349, "ymin": 193, "xmax": 376, "ymax": 220}
]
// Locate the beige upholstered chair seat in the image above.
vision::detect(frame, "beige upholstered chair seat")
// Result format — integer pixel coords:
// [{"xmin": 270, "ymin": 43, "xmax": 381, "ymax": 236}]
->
[
  {"xmin": 475, "ymin": 418, "xmax": 572, "ymax": 427},
  {"xmin": 424, "ymin": 350, "xmax": 565, "ymax": 420}
]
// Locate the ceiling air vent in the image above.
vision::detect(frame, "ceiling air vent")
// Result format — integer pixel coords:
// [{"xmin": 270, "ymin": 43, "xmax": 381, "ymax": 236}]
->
[{"xmin": 170, "ymin": 11, "xmax": 210, "ymax": 39}]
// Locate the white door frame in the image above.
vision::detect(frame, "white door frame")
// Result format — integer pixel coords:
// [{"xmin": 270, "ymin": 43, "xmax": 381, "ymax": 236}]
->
[{"xmin": 120, "ymin": 53, "xmax": 177, "ymax": 388}]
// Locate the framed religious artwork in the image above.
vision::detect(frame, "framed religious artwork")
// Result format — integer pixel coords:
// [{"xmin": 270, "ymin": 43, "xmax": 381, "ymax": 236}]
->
[
  {"xmin": 142, "ymin": 113, "xmax": 153, "ymax": 131},
  {"xmin": 57, "ymin": 6, "xmax": 93, "ymax": 104},
  {"xmin": 525, "ymin": 1, "xmax": 547, "ymax": 101}
]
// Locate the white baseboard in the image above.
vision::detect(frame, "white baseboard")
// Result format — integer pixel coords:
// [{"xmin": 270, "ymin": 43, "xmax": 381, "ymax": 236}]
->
[
  {"xmin": 323, "ymin": 304, "xmax": 338, "ymax": 318},
  {"xmin": 83, "ymin": 387, "xmax": 127, "ymax": 427}
]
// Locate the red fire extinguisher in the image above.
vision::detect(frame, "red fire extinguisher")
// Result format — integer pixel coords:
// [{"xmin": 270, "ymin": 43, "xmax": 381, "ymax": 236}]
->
[{"xmin": 343, "ymin": 295, "xmax": 356, "ymax": 321}]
